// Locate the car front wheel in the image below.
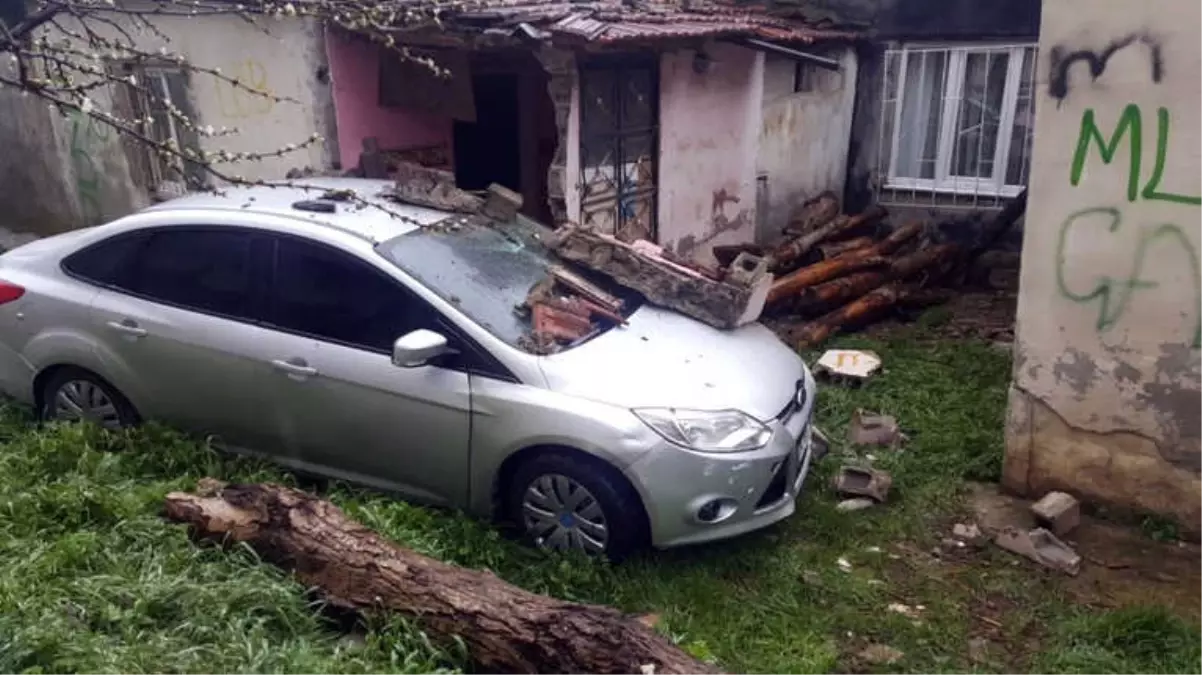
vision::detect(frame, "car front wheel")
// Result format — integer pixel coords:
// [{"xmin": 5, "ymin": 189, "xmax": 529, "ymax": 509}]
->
[
  {"xmin": 507, "ymin": 451, "xmax": 646, "ymax": 561},
  {"xmin": 39, "ymin": 367, "xmax": 139, "ymax": 430}
]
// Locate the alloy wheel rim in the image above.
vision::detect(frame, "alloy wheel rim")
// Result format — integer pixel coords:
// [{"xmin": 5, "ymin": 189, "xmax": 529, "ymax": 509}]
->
[
  {"xmin": 52, "ymin": 380, "xmax": 122, "ymax": 430},
  {"xmin": 521, "ymin": 473, "xmax": 609, "ymax": 555}
]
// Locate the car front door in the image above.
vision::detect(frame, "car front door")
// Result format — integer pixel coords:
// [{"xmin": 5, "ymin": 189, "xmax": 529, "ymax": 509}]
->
[
  {"xmin": 259, "ymin": 234, "xmax": 472, "ymax": 507},
  {"xmin": 85, "ymin": 226, "xmax": 290, "ymax": 453}
]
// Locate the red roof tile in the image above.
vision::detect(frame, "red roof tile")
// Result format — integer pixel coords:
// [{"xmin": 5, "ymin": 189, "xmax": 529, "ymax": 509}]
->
[{"xmin": 439, "ymin": 0, "xmax": 859, "ymax": 44}]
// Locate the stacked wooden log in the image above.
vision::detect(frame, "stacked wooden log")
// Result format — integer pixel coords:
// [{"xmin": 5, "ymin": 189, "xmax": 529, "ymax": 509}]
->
[{"xmin": 739, "ymin": 192, "xmax": 965, "ymax": 349}]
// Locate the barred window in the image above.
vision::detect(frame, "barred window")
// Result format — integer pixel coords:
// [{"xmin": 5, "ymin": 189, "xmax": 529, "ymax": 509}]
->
[{"xmin": 878, "ymin": 43, "xmax": 1037, "ymax": 205}]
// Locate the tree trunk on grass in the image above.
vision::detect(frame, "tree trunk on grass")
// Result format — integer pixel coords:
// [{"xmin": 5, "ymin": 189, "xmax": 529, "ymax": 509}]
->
[
  {"xmin": 791, "ymin": 240, "xmax": 959, "ymax": 315},
  {"xmin": 163, "ymin": 481, "xmax": 717, "ymax": 675},
  {"xmin": 793, "ymin": 270, "xmax": 889, "ymax": 315},
  {"xmin": 790, "ymin": 284, "xmax": 906, "ymax": 348}
]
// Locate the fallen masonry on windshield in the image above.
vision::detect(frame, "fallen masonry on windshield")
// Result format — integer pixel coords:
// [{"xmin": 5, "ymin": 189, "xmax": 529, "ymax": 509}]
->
[{"xmin": 546, "ymin": 225, "xmax": 772, "ymax": 330}]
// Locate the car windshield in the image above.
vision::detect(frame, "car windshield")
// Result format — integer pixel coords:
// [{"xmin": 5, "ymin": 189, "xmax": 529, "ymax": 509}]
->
[{"xmin": 375, "ymin": 213, "xmax": 638, "ymax": 349}]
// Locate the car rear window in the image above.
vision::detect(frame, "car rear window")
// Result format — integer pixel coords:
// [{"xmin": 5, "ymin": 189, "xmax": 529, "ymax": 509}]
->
[{"xmin": 61, "ymin": 233, "xmax": 146, "ymax": 287}]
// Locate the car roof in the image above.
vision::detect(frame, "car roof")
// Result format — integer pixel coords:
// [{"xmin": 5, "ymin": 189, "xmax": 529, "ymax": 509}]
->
[{"xmin": 142, "ymin": 177, "xmax": 452, "ymax": 244}]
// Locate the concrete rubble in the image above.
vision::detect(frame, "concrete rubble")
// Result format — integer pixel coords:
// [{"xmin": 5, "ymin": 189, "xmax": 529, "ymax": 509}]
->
[
  {"xmin": 833, "ymin": 466, "xmax": 892, "ymax": 503},
  {"xmin": 847, "ymin": 408, "xmax": 907, "ymax": 448},
  {"xmin": 858, "ymin": 644, "xmax": 904, "ymax": 665},
  {"xmin": 547, "ymin": 224, "xmax": 772, "ymax": 330},
  {"xmin": 951, "ymin": 522, "xmax": 985, "ymax": 545},
  {"xmin": 994, "ymin": 526, "xmax": 1082, "ymax": 576},
  {"xmin": 813, "ymin": 349, "xmax": 882, "ymax": 382},
  {"xmin": 810, "ymin": 426, "xmax": 832, "ymax": 462},
  {"xmin": 1030, "ymin": 491, "xmax": 1081, "ymax": 536},
  {"xmin": 836, "ymin": 497, "xmax": 876, "ymax": 512}
]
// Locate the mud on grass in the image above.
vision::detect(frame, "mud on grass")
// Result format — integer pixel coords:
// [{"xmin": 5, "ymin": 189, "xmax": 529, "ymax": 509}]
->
[{"xmin": 0, "ymin": 331, "xmax": 1198, "ymax": 673}]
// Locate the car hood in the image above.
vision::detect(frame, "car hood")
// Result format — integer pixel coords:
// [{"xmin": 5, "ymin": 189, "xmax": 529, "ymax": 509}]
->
[{"xmin": 536, "ymin": 305, "xmax": 806, "ymax": 422}]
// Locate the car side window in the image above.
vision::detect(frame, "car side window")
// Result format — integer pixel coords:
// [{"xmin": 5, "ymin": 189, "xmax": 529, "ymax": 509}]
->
[
  {"xmin": 269, "ymin": 236, "xmax": 432, "ymax": 352},
  {"xmin": 62, "ymin": 233, "xmax": 148, "ymax": 288},
  {"xmin": 129, "ymin": 228, "xmax": 257, "ymax": 320}
]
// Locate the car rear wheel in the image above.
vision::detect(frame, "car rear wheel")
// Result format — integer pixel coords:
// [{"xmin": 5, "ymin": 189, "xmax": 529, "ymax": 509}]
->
[
  {"xmin": 507, "ymin": 451, "xmax": 646, "ymax": 561},
  {"xmin": 40, "ymin": 367, "xmax": 139, "ymax": 430}
]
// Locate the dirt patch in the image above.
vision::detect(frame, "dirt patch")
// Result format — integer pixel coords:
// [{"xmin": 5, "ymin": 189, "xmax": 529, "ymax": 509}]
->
[
  {"xmin": 866, "ymin": 483, "xmax": 1199, "ymax": 672},
  {"xmin": 868, "ymin": 291, "xmax": 1017, "ymax": 343},
  {"xmin": 968, "ymin": 482, "xmax": 1201, "ymax": 622}
]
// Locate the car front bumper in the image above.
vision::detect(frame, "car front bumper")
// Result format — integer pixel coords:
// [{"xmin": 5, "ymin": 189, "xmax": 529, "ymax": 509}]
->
[{"xmin": 625, "ymin": 396, "xmax": 816, "ymax": 549}]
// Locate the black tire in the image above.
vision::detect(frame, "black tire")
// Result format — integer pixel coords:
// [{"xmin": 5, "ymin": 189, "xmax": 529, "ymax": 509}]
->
[
  {"xmin": 39, "ymin": 366, "xmax": 140, "ymax": 429},
  {"xmin": 506, "ymin": 450, "xmax": 648, "ymax": 562}
]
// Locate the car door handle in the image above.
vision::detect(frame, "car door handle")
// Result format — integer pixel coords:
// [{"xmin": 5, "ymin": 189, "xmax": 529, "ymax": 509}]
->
[
  {"xmin": 106, "ymin": 320, "xmax": 147, "ymax": 338},
  {"xmin": 271, "ymin": 359, "xmax": 318, "ymax": 378}
]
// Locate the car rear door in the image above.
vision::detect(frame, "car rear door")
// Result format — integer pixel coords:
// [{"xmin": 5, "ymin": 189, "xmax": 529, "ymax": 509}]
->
[
  {"xmin": 85, "ymin": 225, "xmax": 289, "ymax": 452},
  {"xmin": 257, "ymin": 233, "xmax": 472, "ymax": 507}
]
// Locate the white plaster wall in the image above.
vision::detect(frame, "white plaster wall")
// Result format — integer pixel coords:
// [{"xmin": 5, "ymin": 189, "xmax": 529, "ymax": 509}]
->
[
  {"xmin": 1005, "ymin": 0, "xmax": 1202, "ymax": 531},
  {"xmin": 657, "ymin": 43, "xmax": 764, "ymax": 262},
  {"xmin": 756, "ymin": 47, "xmax": 858, "ymax": 241},
  {"xmin": 37, "ymin": 12, "xmax": 330, "ymax": 226}
]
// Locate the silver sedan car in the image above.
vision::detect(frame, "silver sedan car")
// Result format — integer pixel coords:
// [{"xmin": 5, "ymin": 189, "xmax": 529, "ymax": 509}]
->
[{"xmin": 0, "ymin": 178, "xmax": 816, "ymax": 560}]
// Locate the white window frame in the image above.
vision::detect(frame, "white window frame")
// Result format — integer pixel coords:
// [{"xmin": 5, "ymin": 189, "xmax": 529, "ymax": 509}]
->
[{"xmin": 883, "ymin": 42, "xmax": 1035, "ymax": 199}]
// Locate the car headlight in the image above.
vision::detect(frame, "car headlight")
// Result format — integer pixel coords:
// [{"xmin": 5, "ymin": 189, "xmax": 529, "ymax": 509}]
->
[{"xmin": 632, "ymin": 407, "xmax": 772, "ymax": 453}]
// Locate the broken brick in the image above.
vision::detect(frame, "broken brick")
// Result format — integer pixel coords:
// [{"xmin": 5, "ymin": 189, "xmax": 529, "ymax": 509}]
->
[
  {"xmin": 531, "ymin": 303, "xmax": 593, "ymax": 342},
  {"xmin": 847, "ymin": 409, "xmax": 905, "ymax": 448},
  {"xmin": 994, "ymin": 526, "xmax": 1081, "ymax": 576},
  {"xmin": 1030, "ymin": 491, "xmax": 1080, "ymax": 536},
  {"xmin": 833, "ymin": 466, "xmax": 892, "ymax": 503},
  {"xmin": 725, "ymin": 251, "xmax": 770, "ymax": 288}
]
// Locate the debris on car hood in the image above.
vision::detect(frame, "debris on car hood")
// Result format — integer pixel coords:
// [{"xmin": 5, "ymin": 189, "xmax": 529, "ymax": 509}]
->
[
  {"xmin": 384, "ymin": 162, "xmax": 484, "ymax": 213},
  {"xmin": 546, "ymin": 224, "xmax": 772, "ymax": 330},
  {"xmin": 516, "ymin": 272, "xmax": 629, "ymax": 355}
]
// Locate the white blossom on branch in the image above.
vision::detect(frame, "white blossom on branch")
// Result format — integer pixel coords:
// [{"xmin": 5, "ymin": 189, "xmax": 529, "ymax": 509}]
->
[{"xmin": 0, "ymin": 0, "xmax": 481, "ymax": 220}]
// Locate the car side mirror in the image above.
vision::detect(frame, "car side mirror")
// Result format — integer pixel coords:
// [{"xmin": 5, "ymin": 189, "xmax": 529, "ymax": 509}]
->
[{"xmin": 391, "ymin": 329, "xmax": 452, "ymax": 368}]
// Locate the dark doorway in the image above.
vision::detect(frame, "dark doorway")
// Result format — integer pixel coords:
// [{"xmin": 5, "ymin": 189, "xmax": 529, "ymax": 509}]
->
[
  {"xmin": 453, "ymin": 72, "xmax": 521, "ymax": 194},
  {"xmin": 451, "ymin": 52, "xmax": 556, "ymax": 224}
]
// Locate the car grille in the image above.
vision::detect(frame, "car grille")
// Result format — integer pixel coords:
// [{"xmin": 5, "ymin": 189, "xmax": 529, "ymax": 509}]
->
[{"xmin": 775, "ymin": 379, "xmax": 808, "ymax": 421}]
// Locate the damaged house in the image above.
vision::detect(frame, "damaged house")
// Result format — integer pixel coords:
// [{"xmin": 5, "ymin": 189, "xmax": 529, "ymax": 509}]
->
[{"xmin": 0, "ymin": 0, "xmax": 861, "ymax": 265}]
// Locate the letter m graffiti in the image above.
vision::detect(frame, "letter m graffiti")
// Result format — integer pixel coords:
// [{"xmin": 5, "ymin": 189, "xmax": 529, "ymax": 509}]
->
[{"xmin": 1071, "ymin": 104, "xmax": 1142, "ymax": 201}]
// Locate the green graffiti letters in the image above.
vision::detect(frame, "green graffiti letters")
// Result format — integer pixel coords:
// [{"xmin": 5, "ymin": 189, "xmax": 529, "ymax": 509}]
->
[
  {"xmin": 1055, "ymin": 207, "xmax": 1201, "ymax": 348},
  {"xmin": 1071, "ymin": 104, "xmax": 1202, "ymax": 205},
  {"xmin": 1061, "ymin": 101, "xmax": 1201, "ymax": 348}
]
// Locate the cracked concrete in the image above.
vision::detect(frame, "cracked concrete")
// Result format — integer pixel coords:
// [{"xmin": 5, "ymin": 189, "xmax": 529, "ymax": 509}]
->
[{"xmin": 1004, "ymin": 385, "xmax": 1201, "ymax": 538}]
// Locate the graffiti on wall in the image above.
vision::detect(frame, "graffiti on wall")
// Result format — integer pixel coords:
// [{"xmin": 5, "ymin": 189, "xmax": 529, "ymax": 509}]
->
[
  {"xmin": 69, "ymin": 111, "xmax": 112, "ymax": 225},
  {"xmin": 215, "ymin": 59, "xmax": 275, "ymax": 119},
  {"xmin": 1054, "ymin": 100, "xmax": 1201, "ymax": 348},
  {"xmin": 1047, "ymin": 33, "xmax": 1164, "ymax": 104}
]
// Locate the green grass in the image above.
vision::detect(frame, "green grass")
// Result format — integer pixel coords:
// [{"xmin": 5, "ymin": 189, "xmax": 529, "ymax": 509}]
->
[{"xmin": 0, "ymin": 329, "xmax": 1197, "ymax": 674}]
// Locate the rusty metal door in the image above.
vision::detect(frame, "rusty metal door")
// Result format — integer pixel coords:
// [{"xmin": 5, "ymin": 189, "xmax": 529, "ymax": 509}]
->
[{"xmin": 578, "ymin": 57, "xmax": 659, "ymax": 242}]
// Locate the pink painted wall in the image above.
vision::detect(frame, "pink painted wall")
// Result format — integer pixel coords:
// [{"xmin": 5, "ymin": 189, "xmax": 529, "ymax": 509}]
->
[
  {"xmin": 324, "ymin": 30, "xmax": 453, "ymax": 171},
  {"xmin": 656, "ymin": 43, "xmax": 764, "ymax": 262}
]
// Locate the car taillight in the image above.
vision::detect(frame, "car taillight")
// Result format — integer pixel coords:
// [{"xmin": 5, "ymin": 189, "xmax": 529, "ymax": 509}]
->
[{"xmin": 0, "ymin": 280, "xmax": 25, "ymax": 305}]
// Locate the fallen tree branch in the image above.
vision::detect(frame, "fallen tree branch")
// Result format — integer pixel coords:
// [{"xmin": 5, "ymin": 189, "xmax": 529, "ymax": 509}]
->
[{"xmin": 163, "ymin": 481, "xmax": 718, "ymax": 675}]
